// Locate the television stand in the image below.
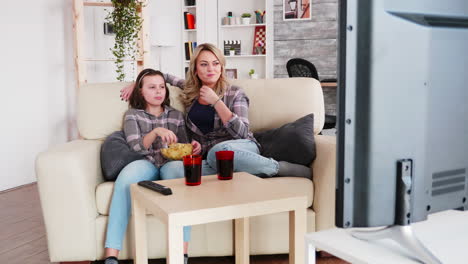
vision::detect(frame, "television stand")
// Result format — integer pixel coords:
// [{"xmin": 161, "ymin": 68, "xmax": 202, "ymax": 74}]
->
[
  {"xmin": 351, "ymin": 225, "xmax": 442, "ymax": 264},
  {"xmin": 305, "ymin": 210, "xmax": 468, "ymax": 264}
]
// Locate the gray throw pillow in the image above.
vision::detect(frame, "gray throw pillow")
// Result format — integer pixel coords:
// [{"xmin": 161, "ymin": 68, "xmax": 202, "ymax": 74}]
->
[
  {"xmin": 100, "ymin": 131, "xmax": 144, "ymax": 181},
  {"xmin": 254, "ymin": 114, "xmax": 316, "ymax": 166}
]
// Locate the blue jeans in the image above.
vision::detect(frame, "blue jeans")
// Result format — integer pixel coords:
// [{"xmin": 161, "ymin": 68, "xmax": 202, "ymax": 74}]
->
[
  {"xmin": 104, "ymin": 159, "xmax": 191, "ymax": 251},
  {"xmin": 201, "ymin": 139, "xmax": 279, "ymax": 176}
]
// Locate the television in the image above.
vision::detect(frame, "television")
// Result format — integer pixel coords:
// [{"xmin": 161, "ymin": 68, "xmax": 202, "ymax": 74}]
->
[{"xmin": 335, "ymin": 0, "xmax": 468, "ymax": 262}]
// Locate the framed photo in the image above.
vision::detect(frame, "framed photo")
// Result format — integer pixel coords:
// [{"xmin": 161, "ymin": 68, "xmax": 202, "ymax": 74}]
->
[
  {"xmin": 225, "ymin": 69, "xmax": 238, "ymax": 79},
  {"xmin": 283, "ymin": 0, "xmax": 311, "ymax": 21},
  {"xmin": 103, "ymin": 22, "xmax": 115, "ymax": 35}
]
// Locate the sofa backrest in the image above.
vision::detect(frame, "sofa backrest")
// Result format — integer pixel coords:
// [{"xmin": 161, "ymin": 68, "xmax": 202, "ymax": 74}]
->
[{"xmin": 77, "ymin": 78, "xmax": 324, "ymax": 140}]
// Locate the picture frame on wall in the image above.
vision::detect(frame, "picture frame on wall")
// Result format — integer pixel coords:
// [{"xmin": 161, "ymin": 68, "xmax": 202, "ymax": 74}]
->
[
  {"xmin": 225, "ymin": 69, "xmax": 238, "ymax": 79},
  {"xmin": 103, "ymin": 22, "xmax": 115, "ymax": 35},
  {"xmin": 283, "ymin": 0, "xmax": 311, "ymax": 21}
]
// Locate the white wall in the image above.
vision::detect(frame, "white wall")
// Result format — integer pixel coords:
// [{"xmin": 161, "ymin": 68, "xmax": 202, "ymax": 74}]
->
[
  {"xmin": 0, "ymin": 0, "xmax": 76, "ymax": 191},
  {"xmin": 149, "ymin": 0, "xmax": 183, "ymax": 77}
]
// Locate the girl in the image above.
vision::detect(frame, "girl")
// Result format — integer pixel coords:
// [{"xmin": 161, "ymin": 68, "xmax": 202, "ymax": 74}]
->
[{"xmin": 104, "ymin": 69, "xmax": 200, "ymax": 264}]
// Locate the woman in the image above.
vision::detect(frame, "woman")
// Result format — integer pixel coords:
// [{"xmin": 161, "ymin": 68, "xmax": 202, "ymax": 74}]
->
[{"xmin": 121, "ymin": 43, "xmax": 309, "ymax": 179}]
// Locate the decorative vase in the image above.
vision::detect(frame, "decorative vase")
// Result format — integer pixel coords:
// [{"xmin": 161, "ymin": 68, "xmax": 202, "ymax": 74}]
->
[
  {"xmin": 242, "ymin": 17, "xmax": 250, "ymax": 25},
  {"xmin": 250, "ymin": 73, "xmax": 258, "ymax": 79},
  {"xmin": 255, "ymin": 13, "xmax": 263, "ymax": 24},
  {"xmin": 229, "ymin": 50, "xmax": 235, "ymax": 56},
  {"xmin": 256, "ymin": 46, "xmax": 263, "ymax": 55}
]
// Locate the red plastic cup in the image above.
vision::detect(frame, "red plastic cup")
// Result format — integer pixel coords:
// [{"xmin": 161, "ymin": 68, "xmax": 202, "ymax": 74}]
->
[
  {"xmin": 215, "ymin": 151, "xmax": 234, "ymax": 180},
  {"xmin": 183, "ymin": 155, "xmax": 202, "ymax": 186}
]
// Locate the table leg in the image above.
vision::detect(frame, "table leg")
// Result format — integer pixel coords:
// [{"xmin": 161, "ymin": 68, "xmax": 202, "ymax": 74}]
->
[
  {"xmin": 235, "ymin": 217, "xmax": 250, "ymax": 264},
  {"xmin": 132, "ymin": 196, "xmax": 148, "ymax": 264},
  {"xmin": 289, "ymin": 208, "xmax": 306, "ymax": 264},
  {"xmin": 167, "ymin": 222, "xmax": 184, "ymax": 264},
  {"xmin": 305, "ymin": 243, "xmax": 316, "ymax": 264}
]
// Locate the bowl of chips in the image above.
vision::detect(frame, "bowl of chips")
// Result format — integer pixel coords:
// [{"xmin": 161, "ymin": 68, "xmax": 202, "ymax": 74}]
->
[{"xmin": 160, "ymin": 143, "xmax": 193, "ymax": 160}]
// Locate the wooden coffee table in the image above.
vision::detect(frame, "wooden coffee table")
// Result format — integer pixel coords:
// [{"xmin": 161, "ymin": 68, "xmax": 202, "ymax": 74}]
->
[{"xmin": 130, "ymin": 172, "xmax": 308, "ymax": 264}]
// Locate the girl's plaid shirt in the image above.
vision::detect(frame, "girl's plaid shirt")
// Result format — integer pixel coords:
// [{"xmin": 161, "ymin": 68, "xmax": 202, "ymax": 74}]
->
[{"xmin": 123, "ymin": 106, "xmax": 189, "ymax": 167}]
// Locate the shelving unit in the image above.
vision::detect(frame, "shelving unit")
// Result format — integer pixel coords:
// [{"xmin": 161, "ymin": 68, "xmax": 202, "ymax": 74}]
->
[
  {"xmin": 181, "ymin": 0, "xmax": 198, "ymax": 76},
  {"xmin": 73, "ymin": 0, "xmax": 150, "ymax": 86},
  {"xmin": 217, "ymin": 0, "xmax": 272, "ymax": 79},
  {"xmin": 177, "ymin": 0, "xmax": 271, "ymax": 79}
]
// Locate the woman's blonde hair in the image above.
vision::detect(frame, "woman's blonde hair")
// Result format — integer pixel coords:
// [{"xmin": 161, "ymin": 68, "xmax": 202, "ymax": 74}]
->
[{"xmin": 182, "ymin": 43, "xmax": 229, "ymax": 107}]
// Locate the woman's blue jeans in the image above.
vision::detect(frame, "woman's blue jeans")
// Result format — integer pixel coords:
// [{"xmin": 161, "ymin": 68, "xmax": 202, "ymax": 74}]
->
[
  {"xmin": 201, "ymin": 139, "xmax": 279, "ymax": 176},
  {"xmin": 104, "ymin": 159, "xmax": 190, "ymax": 251}
]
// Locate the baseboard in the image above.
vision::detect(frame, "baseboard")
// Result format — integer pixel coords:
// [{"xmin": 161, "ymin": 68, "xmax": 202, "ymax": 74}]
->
[{"xmin": 0, "ymin": 181, "xmax": 37, "ymax": 194}]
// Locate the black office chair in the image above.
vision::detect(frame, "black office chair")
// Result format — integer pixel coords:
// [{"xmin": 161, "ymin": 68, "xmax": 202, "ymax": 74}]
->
[
  {"xmin": 286, "ymin": 58, "xmax": 338, "ymax": 83},
  {"xmin": 286, "ymin": 58, "xmax": 319, "ymax": 80},
  {"xmin": 286, "ymin": 58, "xmax": 337, "ymax": 132}
]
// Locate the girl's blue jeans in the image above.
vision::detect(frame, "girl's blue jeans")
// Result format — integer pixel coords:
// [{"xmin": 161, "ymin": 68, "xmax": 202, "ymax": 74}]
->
[{"xmin": 104, "ymin": 159, "xmax": 189, "ymax": 251}]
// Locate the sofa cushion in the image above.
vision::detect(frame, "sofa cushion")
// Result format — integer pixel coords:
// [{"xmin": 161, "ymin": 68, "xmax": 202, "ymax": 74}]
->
[
  {"xmin": 95, "ymin": 177, "xmax": 314, "ymax": 215},
  {"xmin": 254, "ymin": 114, "xmax": 316, "ymax": 166},
  {"xmin": 100, "ymin": 131, "xmax": 145, "ymax": 181},
  {"xmin": 231, "ymin": 78, "xmax": 324, "ymax": 134}
]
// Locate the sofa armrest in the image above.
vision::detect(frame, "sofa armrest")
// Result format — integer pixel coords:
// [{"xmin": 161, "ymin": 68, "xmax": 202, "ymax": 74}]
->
[
  {"xmin": 311, "ymin": 135, "xmax": 336, "ymax": 231},
  {"xmin": 35, "ymin": 139, "xmax": 103, "ymax": 262}
]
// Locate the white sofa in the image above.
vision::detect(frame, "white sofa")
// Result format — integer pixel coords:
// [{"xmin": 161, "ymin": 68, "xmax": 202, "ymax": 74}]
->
[{"xmin": 35, "ymin": 78, "xmax": 336, "ymax": 262}]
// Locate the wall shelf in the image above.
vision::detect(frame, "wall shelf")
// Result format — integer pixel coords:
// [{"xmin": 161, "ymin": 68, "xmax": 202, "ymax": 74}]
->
[
  {"xmin": 220, "ymin": 23, "xmax": 266, "ymax": 28},
  {"xmin": 226, "ymin": 54, "xmax": 266, "ymax": 58},
  {"xmin": 83, "ymin": 1, "xmax": 112, "ymax": 7},
  {"xmin": 84, "ymin": 58, "xmax": 143, "ymax": 62}
]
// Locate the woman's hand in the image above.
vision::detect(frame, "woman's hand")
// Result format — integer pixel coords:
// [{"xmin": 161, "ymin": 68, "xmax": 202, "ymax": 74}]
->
[
  {"xmin": 191, "ymin": 140, "xmax": 202, "ymax": 155},
  {"xmin": 153, "ymin": 128, "xmax": 178, "ymax": 144},
  {"xmin": 120, "ymin": 82, "xmax": 135, "ymax": 101},
  {"xmin": 199, "ymin": 85, "xmax": 220, "ymax": 105}
]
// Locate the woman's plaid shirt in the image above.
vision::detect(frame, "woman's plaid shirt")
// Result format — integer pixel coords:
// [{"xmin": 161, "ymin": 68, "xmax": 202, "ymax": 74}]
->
[
  {"xmin": 123, "ymin": 106, "xmax": 189, "ymax": 167},
  {"xmin": 165, "ymin": 74, "xmax": 259, "ymax": 157}
]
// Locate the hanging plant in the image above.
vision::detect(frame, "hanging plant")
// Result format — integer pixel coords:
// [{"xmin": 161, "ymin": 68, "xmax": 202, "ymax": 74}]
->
[{"xmin": 105, "ymin": 0, "xmax": 143, "ymax": 82}]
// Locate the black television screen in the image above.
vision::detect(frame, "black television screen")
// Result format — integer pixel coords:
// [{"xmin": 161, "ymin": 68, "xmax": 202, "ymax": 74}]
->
[{"xmin": 335, "ymin": 0, "xmax": 468, "ymax": 230}]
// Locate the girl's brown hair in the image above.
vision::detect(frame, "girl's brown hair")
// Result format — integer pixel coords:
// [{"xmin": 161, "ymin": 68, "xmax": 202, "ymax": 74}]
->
[
  {"xmin": 182, "ymin": 43, "xmax": 229, "ymax": 107},
  {"xmin": 129, "ymin": 69, "xmax": 170, "ymax": 109}
]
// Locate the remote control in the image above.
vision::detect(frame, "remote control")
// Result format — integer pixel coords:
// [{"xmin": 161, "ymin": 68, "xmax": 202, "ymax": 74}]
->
[{"xmin": 138, "ymin": 181, "xmax": 172, "ymax": 195}]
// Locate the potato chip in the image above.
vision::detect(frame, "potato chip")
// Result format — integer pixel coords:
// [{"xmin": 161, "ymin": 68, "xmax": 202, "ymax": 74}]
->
[{"xmin": 160, "ymin": 143, "xmax": 193, "ymax": 160}]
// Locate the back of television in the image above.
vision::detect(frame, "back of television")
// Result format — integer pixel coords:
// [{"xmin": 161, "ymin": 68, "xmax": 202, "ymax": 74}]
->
[{"xmin": 335, "ymin": 0, "xmax": 468, "ymax": 263}]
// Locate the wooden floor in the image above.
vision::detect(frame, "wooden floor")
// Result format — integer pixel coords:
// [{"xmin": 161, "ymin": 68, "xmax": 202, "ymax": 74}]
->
[{"xmin": 0, "ymin": 183, "xmax": 348, "ymax": 264}]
